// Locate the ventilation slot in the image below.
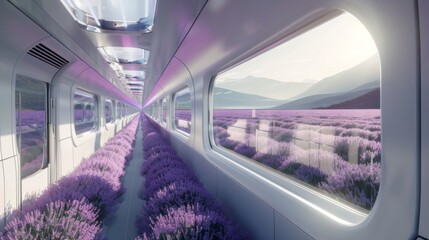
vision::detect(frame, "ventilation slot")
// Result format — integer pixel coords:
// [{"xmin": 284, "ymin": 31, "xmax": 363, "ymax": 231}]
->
[{"xmin": 27, "ymin": 44, "xmax": 69, "ymax": 69}]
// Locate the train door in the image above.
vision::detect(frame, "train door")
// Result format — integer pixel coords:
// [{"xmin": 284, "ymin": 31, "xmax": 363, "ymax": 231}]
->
[{"xmin": 15, "ymin": 75, "xmax": 50, "ymax": 200}]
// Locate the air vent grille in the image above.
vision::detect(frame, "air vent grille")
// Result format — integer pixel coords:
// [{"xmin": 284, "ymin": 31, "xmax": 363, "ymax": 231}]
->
[{"xmin": 27, "ymin": 44, "xmax": 69, "ymax": 69}]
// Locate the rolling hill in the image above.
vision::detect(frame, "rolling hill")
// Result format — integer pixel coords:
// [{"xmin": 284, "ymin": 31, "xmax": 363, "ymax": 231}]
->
[
  {"xmin": 320, "ymin": 88, "xmax": 380, "ymax": 109},
  {"xmin": 213, "ymin": 87, "xmax": 284, "ymax": 109},
  {"xmin": 272, "ymin": 81, "xmax": 380, "ymax": 109},
  {"xmin": 293, "ymin": 54, "xmax": 380, "ymax": 99},
  {"xmin": 215, "ymin": 76, "xmax": 313, "ymax": 100}
]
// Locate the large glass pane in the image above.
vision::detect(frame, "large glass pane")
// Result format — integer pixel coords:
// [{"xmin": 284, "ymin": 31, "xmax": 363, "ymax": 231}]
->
[
  {"xmin": 211, "ymin": 13, "xmax": 381, "ymax": 210},
  {"xmin": 16, "ymin": 75, "xmax": 48, "ymax": 179},
  {"xmin": 174, "ymin": 88, "xmax": 192, "ymax": 134},
  {"xmin": 74, "ymin": 89, "xmax": 99, "ymax": 135},
  {"xmin": 60, "ymin": 0, "xmax": 157, "ymax": 32}
]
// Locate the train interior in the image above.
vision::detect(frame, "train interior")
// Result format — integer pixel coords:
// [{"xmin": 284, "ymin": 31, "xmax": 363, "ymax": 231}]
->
[{"xmin": 0, "ymin": 0, "xmax": 428, "ymax": 239}]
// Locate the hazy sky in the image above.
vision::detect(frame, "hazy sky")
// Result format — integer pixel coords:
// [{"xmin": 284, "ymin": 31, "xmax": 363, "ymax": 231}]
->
[{"xmin": 217, "ymin": 13, "xmax": 379, "ymax": 84}]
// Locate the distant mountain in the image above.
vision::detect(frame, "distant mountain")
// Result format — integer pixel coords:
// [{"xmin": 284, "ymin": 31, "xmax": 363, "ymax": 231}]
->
[
  {"xmin": 320, "ymin": 88, "xmax": 380, "ymax": 109},
  {"xmin": 272, "ymin": 88, "xmax": 376, "ymax": 109},
  {"xmin": 216, "ymin": 76, "xmax": 312, "ymax": 100},
  {"xmin": 300, "ymin": 79, "xmax": 318, "ymax": 83},
  {"xmin": 213, "ymin": 87, "xmax": 284, "ymax": 109},
  {"xmin": 272, "ymin": 78, "xmax": 381, "ymax": 110},
  {"xmin": 293, "ymin": 54, "xmax": 380, "ymax": 99},
  {"xmin": 348, "ymin": 80, "xmax": 380, "ymax": 92}
]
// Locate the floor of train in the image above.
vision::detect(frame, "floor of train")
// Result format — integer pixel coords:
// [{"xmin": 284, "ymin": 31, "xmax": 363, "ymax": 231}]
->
[{"xmin": 105, "ymin": 120, "xmax": 145, "ymax": 239}]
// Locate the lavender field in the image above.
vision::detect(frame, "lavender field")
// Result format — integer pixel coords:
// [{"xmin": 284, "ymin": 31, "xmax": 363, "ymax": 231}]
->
[
  {"xmin": 16, "ymin": 110, "xmax": 47, "ymax": 178},
  {"xmin": 210, "ymin": 109, "xmax": 380, "ymax": 210},
  {"xmin": 174, "ymin": 109, "xmax": 192, "ymax": 134}
]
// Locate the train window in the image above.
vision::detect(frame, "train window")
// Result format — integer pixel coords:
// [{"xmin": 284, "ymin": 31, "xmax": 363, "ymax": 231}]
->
[
  {"xmin": 74, "ymin": 89, "xmax": 99, "ymax": 135},
  {"xmin": 105, "ymin": 98, "xmax": 114, "ymax": 124},
  {"xmin": 60, "ymin": 0, "xmax": 157, "ymax": 33},
  {"xmin": 174, "ymin": 88, "xmax": 192, "ymax": 134},
  {"xmin": 15, "ymin": 75, "xmax": 48, "ymax": 178},
  {"xmin": 157, "ymin": 99, "xmax": 162, "ymax": 122},
  {"xmin": 161, "ymin": 97, "xmax": 168, "ymax": 125},
  {"xmin": 152, "ymin": 101, "xmax": 158, "ymax": 120},
  {"xmin": 211, "ymin": 13, "xmax": 381, "ymax": 210},
  {"xmin": 149, "ymin": 104, "xmax": 154, "ymax": 118}
]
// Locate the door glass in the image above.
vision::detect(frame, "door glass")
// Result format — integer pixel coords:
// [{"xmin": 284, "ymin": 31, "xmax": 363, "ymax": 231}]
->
[{"xmin": 16, "ymin": 75, "xmax": 48, "ymax": 179}]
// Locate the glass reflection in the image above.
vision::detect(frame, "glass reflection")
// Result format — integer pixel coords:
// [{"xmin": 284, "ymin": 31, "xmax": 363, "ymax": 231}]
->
[
  {"xmin": 74, "ymin": 89, "xmax": 99, "ymax": 134},
  {"xmin": 16, "ymin": 76, "xmax": 48, "ymax": 178},
  {"xmin": 174, "ymin": 88, "xmax": 192, "ymax": 134}
]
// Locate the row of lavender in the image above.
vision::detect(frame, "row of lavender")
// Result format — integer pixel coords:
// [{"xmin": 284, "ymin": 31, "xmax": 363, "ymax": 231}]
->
[
  {"xmin": 1, "ymin": 115, "xmax": 139, "ymax": 239},
  {"xmin": 212, "ymin": 109, "xmax": 381, "ymax": 210},
  {"xmin": 135, "ymin": 115, "xmax": 249, "ymax": 239}
]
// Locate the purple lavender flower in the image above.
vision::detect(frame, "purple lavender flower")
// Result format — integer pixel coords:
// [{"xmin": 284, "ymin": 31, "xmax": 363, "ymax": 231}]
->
[
  {"xmin": 320, "ymin": 159, "xmax": 381, "ymax": 209},
  {"xmin": 217, "ymin": 137, "xmax": 240, "ymax": 150},
  {"xmin": 145, "ymin": 204, "xmax": 248, "ymax": 240},
  {"xmin": 143, "ymin": 145, "xmax": 177, "ymax": 160},
  {"xmin": 233, "ymin": 143, "xmax": 256, "ymax": 159},
  {"xmin": 252, "ymin": 152, "xmax": 283, "ymax": 169},
  {"xmin": 143, "ymin": 168, "xmax": 197, "ymax": 200},
  {"xmin": 139, "ymin": 115, "xmax": 250, "ymax": 239},
  {"xmin": 4, "ymin": 199, "xmax": 100, "ymax": 240}
]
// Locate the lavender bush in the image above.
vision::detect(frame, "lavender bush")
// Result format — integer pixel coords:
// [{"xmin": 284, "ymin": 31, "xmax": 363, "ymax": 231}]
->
[
  {"xmin": 143, "ymin": 205, "xmax": 247, "ymax": 240},
  {"xmin": 143, "ymin": 146, "xmax": 178, "ymax": 160},
  {"xmin": 3, "ymin": 199, "xmax": 100, "ymax": 240},
  {"xmin": 320, "ymin": 160, "xmax": 381, "ymax": 209},
  {"xmin": 233, "ymin": 143, "xmax": 256, "ymax": 159},
  {"xmin": 252, "ymin": 152, "xmax": 283, "ymax": 169},
  {"xmin": 2, "ymin": 115, "xmax": 140, "ymax": 239},
  {"xmin": 136, "ymin": 115, "xmax": 249, "ymax": 239}
]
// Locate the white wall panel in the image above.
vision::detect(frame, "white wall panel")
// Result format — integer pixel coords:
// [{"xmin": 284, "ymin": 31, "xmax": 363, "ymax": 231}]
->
[
  {"xmin": 58, "ymin": 138, "xmax": 74, "ymax": 177},
  {"xmin": 101, "ymin": 124, "xmax": 116, "ymax": 146},
  {"xmin": 0, "ymin": 161, "xmax": 5, "ymax": 231},
  {"xmin": 0, "ymin": 92, "xmax": 14, "ymax": 159},
  {"xmin": 217, "ymin": 171, "xmax": 274, "ymax": 240},
  {"xmin": 21, "ymin": 168, "xmax": 49, "ymax": 200},
  {"xmin": 3, "ymin": 157, "xmax": 18, "ymax": 214},
  {"xmin": 58, "ymin": 83, "xmax": 72, "ymax": 140},
  {"xmin": 275, "ymin": 211, "xmax": 313, "ymax": 240}
]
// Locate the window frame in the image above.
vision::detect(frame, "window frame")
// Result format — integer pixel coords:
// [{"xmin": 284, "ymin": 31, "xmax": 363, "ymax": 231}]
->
[
  {"xmin": 204, "ymin": 15, "xmax": 382, "ymax": 226},
  {"xmin": 104, "ymin": 98, "xmax": 114, "ymax": 125},
  {"xmin": 15, "ymin": 75, "xmax": 49, "ymax": 178},
  {"xmin": 73, "ymin": 88, "xmax": 99, "ymax": 136},
  {"xmin": 173, "ymin": 87, "xmax": 192, "ymax": 136},
  {"xmin": 161, "ymin": 96, "xmax": 168, "ymax": 126},
  {"xmin": 117, "ymin": 101, "xmax": 122, "ymax": 119}
]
